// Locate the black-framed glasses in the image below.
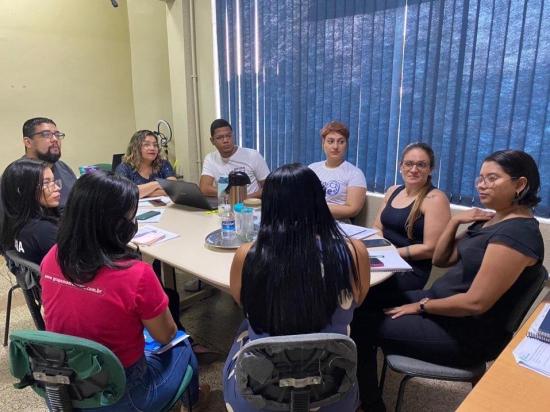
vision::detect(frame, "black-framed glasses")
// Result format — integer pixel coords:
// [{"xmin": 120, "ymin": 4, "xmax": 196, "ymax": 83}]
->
[
  {"xmin": 401, "ymin": 160, "xmax": 429, "ymax": 170},
  {"xmin": 31, "ymin": 131, "xmax": 65, "ymax": 140},
  {"xmin": 42, "ymin": 179, "xmax": 62, "ymax": 193},
  {"xmin": 475, "ymin": 175, "xmax": 518, "ymax": 188}
]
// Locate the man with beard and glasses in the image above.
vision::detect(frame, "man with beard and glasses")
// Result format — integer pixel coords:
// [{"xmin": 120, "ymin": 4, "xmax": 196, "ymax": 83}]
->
[{"xmin": 21, "ymin": 117, "xmax": 77, "ymax": 210}]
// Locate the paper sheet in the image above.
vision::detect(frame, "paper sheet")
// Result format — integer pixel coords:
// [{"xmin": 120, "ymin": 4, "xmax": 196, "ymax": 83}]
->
[
  {"xmin": 513, "ymin": 336, "xmax": 550, "ymax": 377},
  {"xmin": 132, "ymin": 225, "xmax": 179, "ymax": 246},
  {"xmin": 337, "ymin": 222, "xmax": 378, "ymax": 239},
  {"xmin": 138, "ymin": 196, "xmax": 172, "ymax": 207}
]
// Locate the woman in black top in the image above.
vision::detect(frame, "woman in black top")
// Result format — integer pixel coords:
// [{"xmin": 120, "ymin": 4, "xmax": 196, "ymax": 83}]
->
[
  {"xmin": 372, "ymin": 142, "xmax": 450, "ymax": 291},
  {"xmin": 1, "ymin": 159, "xmax": 60, "ymax": 264},
  {"xmin": 356, "ymin": 150, "xmax": 544, "ymax": 411}
]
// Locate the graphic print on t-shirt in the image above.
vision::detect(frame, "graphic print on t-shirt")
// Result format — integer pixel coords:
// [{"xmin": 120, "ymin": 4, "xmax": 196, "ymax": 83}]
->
[{"xmin": 323, "ymin": 180, "xmax": 341, "ymax": 196}]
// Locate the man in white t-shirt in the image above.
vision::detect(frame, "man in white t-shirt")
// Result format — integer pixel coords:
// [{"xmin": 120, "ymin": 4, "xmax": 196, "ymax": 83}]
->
[{"xmin": 199, "ymin": 119, "xmax": 270, "ymax": 199}]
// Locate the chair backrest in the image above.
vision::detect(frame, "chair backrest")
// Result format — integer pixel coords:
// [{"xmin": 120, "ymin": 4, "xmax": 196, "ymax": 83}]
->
[
  {"xmin": 9, "ymin": 330, "xmax": 126, "ymax": 410},
  {"xmin": 4, "ymin": 250, "xmax": 45, "ymax": 330},
  {"xmin": 503, "ymin": 265, "xmax": 548, "ymax": 336},
  {"xmin": 235, "ymin": 333, "xmax": 357, "ymax": 412},
  {"xmin": 111, "ymin": 153, "xmax": 124, "ymax": 172}
]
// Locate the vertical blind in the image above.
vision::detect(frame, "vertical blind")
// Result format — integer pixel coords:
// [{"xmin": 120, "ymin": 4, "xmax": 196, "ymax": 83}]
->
[{"xmin": 215, "ymin": 0, "xmax": 550, "ymax": 217}]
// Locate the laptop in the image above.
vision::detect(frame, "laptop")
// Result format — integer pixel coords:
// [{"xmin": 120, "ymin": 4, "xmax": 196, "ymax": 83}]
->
[{"xmin": 157, "ymin": 179, "xmax": 217, "ymax": 210}]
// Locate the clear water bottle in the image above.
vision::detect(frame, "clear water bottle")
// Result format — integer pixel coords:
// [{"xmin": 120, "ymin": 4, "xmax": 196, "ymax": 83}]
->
[
  {"xmin": 220, "ymin": 203, "xmax": 236, "ymax": 242},
  {"xmin": 217, "ymin": 176, "xmax": 229, "ymax": 217}
]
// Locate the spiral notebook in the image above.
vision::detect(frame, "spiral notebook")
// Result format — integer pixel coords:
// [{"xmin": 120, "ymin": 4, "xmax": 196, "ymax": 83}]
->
[{"xmin": 527, "ymin": 303, "xmax": 550, "ymax": 343}]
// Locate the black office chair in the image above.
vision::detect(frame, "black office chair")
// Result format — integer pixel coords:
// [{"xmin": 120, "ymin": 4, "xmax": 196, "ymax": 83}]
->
[
  {"xmin": 235, "ymin": 333, "xmax": 357, "ymax": 412},
  {"xmin": 3, "ymin": 250, "xmax": 45, "ymax": 347},
  {"xmin": 379, "ymin": 265, "xmax": 548, "ymax": 412},
  {"xmin": 111, "ymin": 153, "xmax": 124, "ymax": 173}
]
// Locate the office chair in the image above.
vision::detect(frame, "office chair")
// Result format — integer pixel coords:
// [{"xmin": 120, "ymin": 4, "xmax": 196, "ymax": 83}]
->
[
  {"xmin": 9, "ymin": 330, "xmax": 194, "ymax": 412},
  {"xmin": 3, "ymin": 250, "xmax": 45, "ymax": 347},
  {"xmin": 235, "ymin": 333, "xmax": 357, "ymax": 412},
  {"xmin": 111, "ymin": 153, "xmax": 124, "ymax": 173},
  {"xmin": 379, "ymin": 265, "xmax": 548, "ymax": 412}
]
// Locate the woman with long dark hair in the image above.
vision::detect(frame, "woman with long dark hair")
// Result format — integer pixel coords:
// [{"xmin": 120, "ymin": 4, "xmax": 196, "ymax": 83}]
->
[
  {"xmin": 223, "ymin": 163, "xmax": 371, "ymax": 411},
  {"xmin": 355, "ymin": 150, "xmax": 544, "ymax": 410},
  {"xmin": 1, "ymin": 159, "xmax": 60, "ymax": 263},
  {"xmin": 115, "ymin": 130, "xmax": 176, "ymax": 198},
  {"xmin": 40, "ymin": 172, "xmax": 207, "ymax": 411}
]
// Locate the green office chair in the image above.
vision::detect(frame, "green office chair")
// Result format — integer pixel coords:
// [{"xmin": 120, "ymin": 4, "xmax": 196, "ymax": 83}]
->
[{"xmin": 9, "ymin": 330, "xmax": 194, "ymax": 412}]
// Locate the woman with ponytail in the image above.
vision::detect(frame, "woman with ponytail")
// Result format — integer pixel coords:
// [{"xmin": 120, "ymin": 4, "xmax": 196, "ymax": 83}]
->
[
  {"xmin": 352, "ymin": 142, "xmax": 450, "ymax": 410},
  {"xmin": 371, "ymin": 142, "xmax": 450, "ymax": 292}
]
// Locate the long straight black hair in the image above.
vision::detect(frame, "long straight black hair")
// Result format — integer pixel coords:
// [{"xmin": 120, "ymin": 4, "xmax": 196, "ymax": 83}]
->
[
  {"xmin": 1, "ymin": 159, "xmax": 59, "ymax": 251},
  {"xmin": 56, "ymin": 171, "xmax": 139, "ymax": 284},
  {"xmin": 240, "ymin": 163, "xmax": 360, "ymax": 335}
]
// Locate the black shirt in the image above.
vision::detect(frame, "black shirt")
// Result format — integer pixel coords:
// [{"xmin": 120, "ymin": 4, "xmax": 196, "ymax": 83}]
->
[
  {"xmin": 380, "ymin": 185, "xmax": 435, "ymax": 279},
  {"xmin": 430, "ymin": 217, "xmax": 544, "ymax": 358},
  {"xmin": 14, "ymin": 218, "xmax": 58, "ymax": 265}
]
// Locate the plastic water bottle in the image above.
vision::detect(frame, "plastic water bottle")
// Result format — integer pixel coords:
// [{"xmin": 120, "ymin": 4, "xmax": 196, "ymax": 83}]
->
[
  {"xmin": 217, "ymin": 176, "xmax": 229, "ymax": 217},
  {"xmin": 220, "ymin": 203, "xmax": 236, "ymax": 241}
]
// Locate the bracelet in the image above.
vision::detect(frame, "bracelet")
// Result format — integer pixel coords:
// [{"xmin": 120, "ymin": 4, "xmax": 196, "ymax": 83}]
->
[{"xmin": 405, "ymin": 246, "xmax": 411, "ymax": 259}]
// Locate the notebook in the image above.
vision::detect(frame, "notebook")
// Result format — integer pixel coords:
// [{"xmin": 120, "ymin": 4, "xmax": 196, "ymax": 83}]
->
[
  {"xmin": 368, "ymin": 249, "xmax": 413, "ymax": 272},
  {"xmin": 157, "ymin": 179, "xmax": 217, "ymax": 210},
  {"xmin": 144, "ymin": 329, "xmax": 190, "ymax": 354},
  {"xmin": 527, "ymin": 303, "xmax": 550, "ymax": 343}
]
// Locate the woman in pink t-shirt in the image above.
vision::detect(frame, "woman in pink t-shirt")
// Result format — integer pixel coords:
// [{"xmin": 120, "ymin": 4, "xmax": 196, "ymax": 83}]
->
[{"xmin": 40, "ymin": 171, "xmax": 204, "ymax": 411}]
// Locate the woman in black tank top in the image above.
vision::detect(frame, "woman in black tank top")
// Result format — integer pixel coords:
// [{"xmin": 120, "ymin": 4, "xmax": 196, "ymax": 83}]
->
[{"xmin": 372, "ymin": 142, "xmax": 450, "ymax": 292}]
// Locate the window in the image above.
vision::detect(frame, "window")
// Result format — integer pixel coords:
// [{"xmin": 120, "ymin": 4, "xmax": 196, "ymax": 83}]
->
[{"xmin": 215, "ymin": 0, "xmax": 550, "ymax": 216}]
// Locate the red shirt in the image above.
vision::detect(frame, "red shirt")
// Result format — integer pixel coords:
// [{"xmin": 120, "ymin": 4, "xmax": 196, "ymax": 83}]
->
[{"xmin": 41, "ymin": 245, "xmax": 168, "ymax": 368}]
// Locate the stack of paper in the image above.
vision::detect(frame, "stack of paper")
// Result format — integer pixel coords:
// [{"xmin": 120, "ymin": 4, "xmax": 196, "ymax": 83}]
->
[
  {"xmin": 132, "ymin": 225, "xmax": 179, "ymax": 246},
  {"xmin": 513, "ymin": 304, "xmax": 550, "ymax": 377},
  {"xmin": 337, "ymin": 222, "xmax": 378, "ymax": 239}
]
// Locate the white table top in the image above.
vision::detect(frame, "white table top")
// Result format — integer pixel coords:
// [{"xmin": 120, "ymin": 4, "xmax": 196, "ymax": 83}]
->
[{"xmin": 137, "ymin": 203, "xmax": 395, "ymax": 290}]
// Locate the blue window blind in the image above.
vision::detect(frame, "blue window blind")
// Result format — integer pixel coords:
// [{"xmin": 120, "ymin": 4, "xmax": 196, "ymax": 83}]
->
[{"xmin": 215, "ymin": 0, "xmax": 550, "ymax": 217}]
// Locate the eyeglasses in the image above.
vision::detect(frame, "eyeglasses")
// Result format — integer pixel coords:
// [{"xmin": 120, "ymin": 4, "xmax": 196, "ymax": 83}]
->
[
  {"xmin": 213, "ymin": 133, "xmax": 233, "ymax": 142},
  {"xmin": 31, "ymin": 131, "xmax": 66, "ymax": 140},
  {"xmin": 475, "ymin": 175, "xmax": 518, "ymax": 188},
  {"xmin": 42, "ymin": 179, "xmax": 62, "ymax": 193},
  {"xmin": 401, "ymin": 160, "xmax": 429, "ymax": 170},
  {"xmin": 142, "ymin": 143, "xmax": 159, "ymax": 149}
]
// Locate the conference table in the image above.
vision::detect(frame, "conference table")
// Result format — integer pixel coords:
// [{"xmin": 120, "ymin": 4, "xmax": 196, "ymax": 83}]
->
[
  {"xmin": 136, "ymin": 202, "xmax": 397, "ymax": 291},
  {"xmin": 457, "ymin": 292, "xmax": 550, "ymax": 412}
]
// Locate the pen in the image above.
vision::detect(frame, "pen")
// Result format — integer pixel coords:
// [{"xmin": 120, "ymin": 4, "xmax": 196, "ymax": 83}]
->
[{"xmin": 369, "ymin": 255, "xmax": 385, "ymax": 258}]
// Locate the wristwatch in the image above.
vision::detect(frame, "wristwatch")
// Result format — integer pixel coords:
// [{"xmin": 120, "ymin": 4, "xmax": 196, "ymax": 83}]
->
[{"xmin": 419, "ymin": 297, "xmax": 430, "ymax": 314}]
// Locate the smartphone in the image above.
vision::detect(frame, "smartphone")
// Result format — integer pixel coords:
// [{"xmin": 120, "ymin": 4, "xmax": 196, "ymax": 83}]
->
[
  {"xmin": 362, "ymin": 238, "xmax": 392, "ymax": 248},
  {"xmin": 136, "ymin": 210, "xmax": 161, "ymax": 221},
  {"xmin": 369, "ymin": 257, "xmax": 384, "ymax": 267},
  {"xmin": 149, "ymin": 199, "xmax": 167, "ymax": 207}
]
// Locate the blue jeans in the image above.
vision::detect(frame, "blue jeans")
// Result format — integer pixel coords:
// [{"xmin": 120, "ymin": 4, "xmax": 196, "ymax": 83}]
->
[{"xmin": 76, "ymin": 340, "xmax": 199, "ymax": 412}]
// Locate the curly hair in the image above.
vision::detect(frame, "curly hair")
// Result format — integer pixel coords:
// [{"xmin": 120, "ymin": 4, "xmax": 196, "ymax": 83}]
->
[{"xmin": 122, "ymin": 130, "xmax": 164, "ymax": 172}]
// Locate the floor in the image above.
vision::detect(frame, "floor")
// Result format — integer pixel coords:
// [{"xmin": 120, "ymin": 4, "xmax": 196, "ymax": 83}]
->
[{"xmin": 0, "ymin": 261, "xmax": 474, "ymax": 411}]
